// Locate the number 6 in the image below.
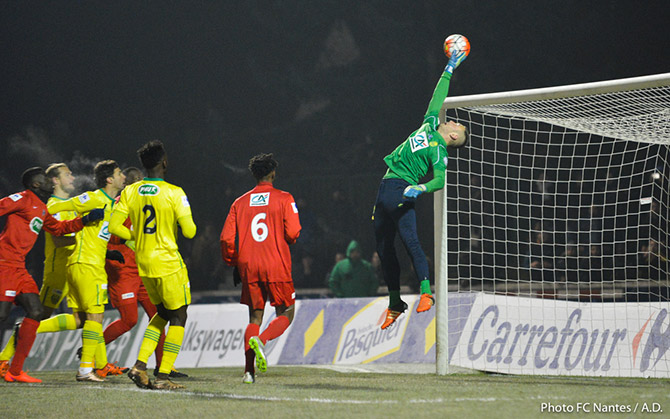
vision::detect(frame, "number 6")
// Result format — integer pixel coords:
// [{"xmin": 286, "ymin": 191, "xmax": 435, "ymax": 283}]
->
[{"xmin": 251, "ymin": 212, "xmax": 268, "ymax": 242}]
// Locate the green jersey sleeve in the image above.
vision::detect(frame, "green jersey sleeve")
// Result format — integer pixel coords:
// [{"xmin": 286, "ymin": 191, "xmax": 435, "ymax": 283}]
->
[{"xmin": 423, "ymin": 71, "xmax": 452, "ymax": 130}]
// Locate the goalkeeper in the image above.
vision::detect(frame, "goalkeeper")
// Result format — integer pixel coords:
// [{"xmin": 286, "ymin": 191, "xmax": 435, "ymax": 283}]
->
[{"xmin": 373, "ymin": 49, "xmax": 468, "ymax": 329}]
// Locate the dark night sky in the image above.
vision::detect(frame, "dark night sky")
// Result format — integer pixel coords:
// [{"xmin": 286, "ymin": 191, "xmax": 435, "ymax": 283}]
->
[{"xmin": 1, "ymin": 1, "xmax": 668, "ymax": 289}]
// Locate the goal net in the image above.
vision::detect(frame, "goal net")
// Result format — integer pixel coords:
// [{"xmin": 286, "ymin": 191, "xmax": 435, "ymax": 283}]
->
[{"xmin": 435, "ymin": 73, "xmax": 670, "ymax": 377}]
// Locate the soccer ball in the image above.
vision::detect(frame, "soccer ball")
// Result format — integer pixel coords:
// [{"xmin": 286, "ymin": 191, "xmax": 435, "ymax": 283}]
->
[{"xmin": 443, "ymin": 34, "xmax": 471, "ymax": 58}]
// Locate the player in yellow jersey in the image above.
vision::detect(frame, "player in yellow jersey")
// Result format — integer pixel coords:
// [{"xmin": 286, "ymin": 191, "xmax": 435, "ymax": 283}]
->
[
  {"xmin": 110, "ymin": 140, "xmax": 196, "ymax": 391},
  {"xmin": 48, "ymin": 160, "xmax": 126, "ymax": 382},
  {"xmin": 0, "ymin": 163, "xmax": 77, "ymax": 370}
]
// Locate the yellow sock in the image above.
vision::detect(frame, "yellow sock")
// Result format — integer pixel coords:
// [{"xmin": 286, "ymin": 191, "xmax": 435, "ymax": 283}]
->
[
  {"xmin": 80, "ymin": 320, "xmax": 102, "ymax": 370},
  {"xmin": 159, "ymin": 325, "xmax": 184, "ymax": 375},
  {"xmin": 37, "ymin": 313, "xmax": 77, "ymax": 333},
  {"xmin": 94, "ymin": 335, "xmax": 108, "ymax": 369},
  {"xmin": 137, "ymin": 314, "xmax": 167, "ymax": 364},
  {"xmin": 0, "ymin": 333, "xmax": 16, "ymax": 361}
]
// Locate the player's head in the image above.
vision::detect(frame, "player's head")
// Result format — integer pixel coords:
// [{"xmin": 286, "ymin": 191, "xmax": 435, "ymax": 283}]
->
[
  {"xmin": 123, "ymin": 167, "xmax": 144, "ymax": 186},
  {"xmin": 94, "ymin": 160, "xmax": 125, "ymax": 191},
  {"xmin": 249, "ymin": 153, "xmax": 278, "ymax": 182},
  {"xmin": 137, "ymin": 140, "xmax": 167, "ymax": 171},
  {"xmin": 439, "ymin": 120, "xmax": 469, "ymax": 148},
  {"xmin": 22, "ymin": 166, "xmax": 52, "ymax": 198},
  {"xmin": 46, "ymin": 163, "xmax": 75, "ymax": 195}
]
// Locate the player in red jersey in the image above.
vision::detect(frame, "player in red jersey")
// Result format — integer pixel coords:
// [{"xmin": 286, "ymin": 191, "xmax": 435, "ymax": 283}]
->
[
  {"xmin": 0, "ymin": 167, "xmax": 103, "ymax": 383},
  {"xmin": 220, "ymin": 153, "xmax": 301, "ymax": 384}
]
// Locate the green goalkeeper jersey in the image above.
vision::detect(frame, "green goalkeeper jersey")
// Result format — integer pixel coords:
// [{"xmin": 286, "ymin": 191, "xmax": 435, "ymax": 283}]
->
[{"xmin": 383, "ymin": 71, "xmax": 452, "ymax": 193}]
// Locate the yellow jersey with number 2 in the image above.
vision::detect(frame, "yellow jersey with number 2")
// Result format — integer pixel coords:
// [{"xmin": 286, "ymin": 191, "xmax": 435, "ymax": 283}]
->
[{"xmin": 112, "ymin": 178, "xmax": 195, "ymax": 278}]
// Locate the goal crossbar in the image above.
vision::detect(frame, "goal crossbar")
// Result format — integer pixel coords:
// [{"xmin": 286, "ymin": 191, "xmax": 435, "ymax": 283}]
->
[{"xmin": 443, "ymin": 73, "xmax": 670, "ymax": 109}]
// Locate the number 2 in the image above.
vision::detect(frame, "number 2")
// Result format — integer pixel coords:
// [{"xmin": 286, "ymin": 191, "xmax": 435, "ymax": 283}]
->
[{"xmin": 143, "ymin": 204, "xmax": 156, "ymax": 234}]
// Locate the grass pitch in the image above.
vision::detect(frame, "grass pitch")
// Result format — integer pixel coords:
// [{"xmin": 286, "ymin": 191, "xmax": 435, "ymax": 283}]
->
[{"xmin": 1, "ymin": 366, "xmax": 669, "ymax": 418}]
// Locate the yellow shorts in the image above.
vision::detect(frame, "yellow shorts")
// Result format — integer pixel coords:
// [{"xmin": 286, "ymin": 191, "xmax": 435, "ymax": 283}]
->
[
  {"xmin": 66, "ymin": 263, "xmax": 108, "ymax": 314},
  {"xmin": 142, "ymin": 268, "xmax": 191, "ymax": 311},
  {"xmin": 40, "ymin": 260, "xmax": 69, "ymax": 309}
]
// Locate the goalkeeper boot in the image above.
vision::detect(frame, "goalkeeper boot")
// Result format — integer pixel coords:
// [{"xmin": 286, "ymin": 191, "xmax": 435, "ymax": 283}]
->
[
  {"xmin": 243, "ymin": 371, "xmax": 255, "ymax": 384},
  {"xmin": 381, "ymin": 301, "xmax": 408, "ymax": 330},
  {"xmin": 5, "ymin": 370, "xmax": 42, "ymax": 383},
  {"xmin": 416, "ymin": 293, "xmax": 435, "ymax": 313},
  {"xmin": 248, "ymin": 336, "xmax": 267, "ymax": 373},
  {"xmin": 153, "ymin": 377, "xmax": 185, "ymax": 390},
  {"xmin": 128, "ymin": 366, "xmax": 153, "ymax": 389},
  {"xmin": 0, "ymin": 360, "xmax": 9, "ymax": 378}
]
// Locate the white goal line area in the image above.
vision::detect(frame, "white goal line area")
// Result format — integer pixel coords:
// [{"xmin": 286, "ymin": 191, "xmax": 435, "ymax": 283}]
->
[{"xmin": 434, "ymin": 73, "xmax": 670, "ymax": 377}]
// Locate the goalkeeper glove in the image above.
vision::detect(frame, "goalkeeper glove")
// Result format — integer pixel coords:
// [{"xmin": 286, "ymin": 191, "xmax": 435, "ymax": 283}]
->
[
  {"xmin": 445, "ymin": 50, "xmax": 467, "ymax": 75},
  {"xmin": 233, "ymin": 267, "xmax": 242, "ymax": 287},
  {"xmin": 106, "ymin": 250, "xmax": 125, "ymax": 264},
  {"xmin": 81, "ymin": 206, "xmax": 105, "ymax": 224},
  {"xmin": 403, "ymin": 184, "xmax": 427, "ymax": 201}
]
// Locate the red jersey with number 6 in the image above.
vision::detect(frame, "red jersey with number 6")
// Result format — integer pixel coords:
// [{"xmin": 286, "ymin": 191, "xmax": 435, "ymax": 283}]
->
[{"xmin": 220, "ymin": 182, "xmax": 301, "ymax": 283}]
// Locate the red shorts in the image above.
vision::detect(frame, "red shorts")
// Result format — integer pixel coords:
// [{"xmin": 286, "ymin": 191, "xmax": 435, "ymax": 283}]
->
[
  {"xmin": 107, "ymin": 272, "xmax": 150, "ymax": 308},
  {"xmin": 241, "ymin": 280, "xmax": 295, "ymax": 310},
  {"xmin": 0, "ymin": 265, "xmax": 39, "ymax": 303}
]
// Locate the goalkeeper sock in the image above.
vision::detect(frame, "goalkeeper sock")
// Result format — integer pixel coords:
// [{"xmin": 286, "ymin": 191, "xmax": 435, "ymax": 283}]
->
[
  {"xmin": 420, "ymin": 280, "xmax": 432, "ymax": 295},
  {"xmin": 137, "ymin": 314, "xmax": 167, "ymax": 365},
  {"xmin": 158, "ymin": 326, "xmax": 184, "ymax": 376},
  {"xmin": 389, "ymin": 290, "xmax": 401, "ymax": 307},
  {"xmin": 37, "ymin": 313, "xmax": 77, "ymax": 333}
]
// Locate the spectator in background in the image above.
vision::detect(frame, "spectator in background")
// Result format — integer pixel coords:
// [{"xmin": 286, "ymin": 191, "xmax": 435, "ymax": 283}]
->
[{"xmin": 328, "ymin": 241, "xmax": 378, "ymax": 298}]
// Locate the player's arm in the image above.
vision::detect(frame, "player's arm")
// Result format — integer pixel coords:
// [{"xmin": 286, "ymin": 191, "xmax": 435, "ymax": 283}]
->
[
  {"xmin": 220, "ymin": 205, "xmax": 238, "ymax": 266},
  {"xmin": 108, "ymin": 218, "xmax": 132, "ymax": 245},
  {"xmin": 42, "ymin": 213, "xmax": 84, "ymax": 236},
  {"xmin": 177, "ymin": 214, "xmax": 197, "ymax": 239},
  {"xmin": 0, "ymin": 194, "xmax": 25, "ymax": 217},
  {"xmin": 283, "ymin": 196, "xmax": 301, "ymax": 244},
  {"xmin": 422, "ymin": 145, "xmax": 449, "ymax": 193},
  {"xmin": 174, "ymin": 188, "xmax": 196, "ymax": 239},
  {"xmin": 109, "ymin": 210, "xmax": 132, "ymax": 241},
  {"xmin": 423, "ymin": 50, "xmax": 467, "ymax": 128}
]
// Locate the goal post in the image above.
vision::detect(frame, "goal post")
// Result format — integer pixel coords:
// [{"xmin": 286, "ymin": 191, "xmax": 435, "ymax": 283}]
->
[{"xmin": 435, "ymin": 73, "xmax": 670, "ymax": 377}]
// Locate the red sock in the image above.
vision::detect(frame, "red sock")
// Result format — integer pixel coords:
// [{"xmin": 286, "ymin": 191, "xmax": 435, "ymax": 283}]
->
[
  {"xmin": 244, "ymin": 323, "xmax": 260, "ymax": 373},
  {"xmin": 140, "ymin": 300, "xmax": 165, "ymax": 366},
  {"xmin": 104, "ymin": 304, "xmax": 138, "ymax": 344},
  {"xmin": 259, "ymin": 316, "xmax": 290, "ymax": 344},
  {"xmin": 9, "ymin": 318, "xmax": 39, "ymax": 375}
]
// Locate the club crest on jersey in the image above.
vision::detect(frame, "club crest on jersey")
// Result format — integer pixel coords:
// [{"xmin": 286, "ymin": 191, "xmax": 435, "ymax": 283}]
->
[
  {"xmin": 29, "ymin": 217, "xmax": 43, "ymax": 235},
  {"xmin": 250, "ymin": 192, "xmax": 270, "ymax": 207},
  {"xmin": 410, "ymin": 132, "xmax": 429, "ymax": 152},
  {"xmin": 138, "ymin": 184, "xmax": 160, "ymax": 196}
]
